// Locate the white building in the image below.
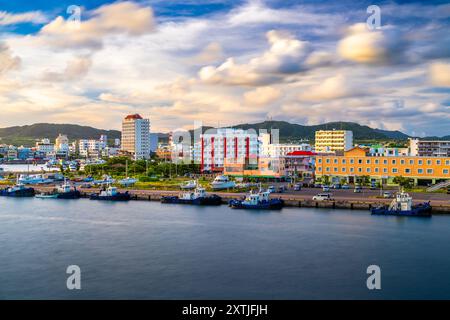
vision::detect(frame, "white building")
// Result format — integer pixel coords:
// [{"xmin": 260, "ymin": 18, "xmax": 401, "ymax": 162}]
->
[
  {"xmin": 121, "ymin": 114, "xmax": 151, "ymax": 160},
  {"xmin": 259, "ymin": 133, "xmax": 311, "ymax": 157},
  {"xmin": 79, "ymin": 138, "xmax": 104, "ymax": 158},
  {"xmin": 194, "ymin": 128, "xmax": 259, "ymax": 172},
  {"xmin": 409, "ymin": 138, "xmax": 450, "ymax": 157},
  {"xmin": 35, "ymin": 138, "xmax": 55, "ymax": 155},
  {"xmin": 314, "ymin": 130, "xmax": 353, "ymax": 153}
]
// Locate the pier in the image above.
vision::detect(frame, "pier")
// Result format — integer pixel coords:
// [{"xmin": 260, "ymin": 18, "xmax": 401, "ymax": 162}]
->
[{"xmin": 29, "ymin": 185, "xmax": 450, "ymax": 213}]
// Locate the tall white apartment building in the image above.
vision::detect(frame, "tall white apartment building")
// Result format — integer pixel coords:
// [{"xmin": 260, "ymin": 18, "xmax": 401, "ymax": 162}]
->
[
  {"xmin": 314, "ymin": 130, "xmax": 353, "ymax": 153},
  {"xmin": 121, "ymin": 114, "xmax": 150, "ymax": 160},
  {"xmin": 409, "ymin": 138, "xmax": 450, "ymax": 157},
  {"xmin": 194, "ymin": 128, "xmax": 259, "ymax": 172},
  {"xmin": 79, "ymin": 139, "xmax": 102, "ymax": 158}
]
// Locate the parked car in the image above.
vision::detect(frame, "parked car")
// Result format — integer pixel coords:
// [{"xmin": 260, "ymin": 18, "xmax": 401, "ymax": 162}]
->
[
  {"xmin": 314, "ymin": 183, "xmax": 322, "ymax": 188},
  {"xmin": 383, "ymin": 191, "xmax": 392, "ymax": 198},
  {"xmin": 312, "ymin": 193, "xmax": 334, "ymax": 201},
  {"xmin": 331, "ymin": 183, "xmax": 341, "ymax": 189},
  {"xmin": 342, "ymin": 184, "xmax": 350, "ymax": 189},
  {"xmin": 354, "ymin": 186, "xmax": 363, "ymax": 193},
  {"xmin": 370, "ymin": 184, "xmax": 377, "ymax": 190},
  {"xmin": 277, "ymin": 186, "xmax": 286, "ymax": 193},
  {"xmin": 294, "ymin": 183, "xmax": 302, "ymax": 191},
  {"xmin": 322, "ymin": 185, "xmax": 330, "ymax": 192},
  {"xmin": 267, "ymin": 186, "xmax": 276, "ymax": 193}
]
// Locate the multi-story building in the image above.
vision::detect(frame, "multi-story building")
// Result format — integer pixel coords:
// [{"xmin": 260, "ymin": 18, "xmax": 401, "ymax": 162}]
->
[
  {"xmin": 194, "ymin": 128, "xmax": 259, "ymax": 172},
  {"xmin": 284, "ymin": 151, "xmax": 316, "ymax": 179},
  {"xmin": 79, "ymin": 139, "xmax": 102, "ymax": 158},
  {"xmin": 409, "ymin": 138, "xmax": 450, "ymax": 157},
  {"xmin": 315, "ymin": 130, "xmax": 353, "ymax": 153},
  {"xmin": 35, "ymin": 138, "xmax": 55, "ymax": 157},
  {"xmin": 315, "ymin": 146, "xmax": 450, "ymax": 186},
  {"xmin": 121, "ymin": 114, "xmax": 150, "ymax": 160}
]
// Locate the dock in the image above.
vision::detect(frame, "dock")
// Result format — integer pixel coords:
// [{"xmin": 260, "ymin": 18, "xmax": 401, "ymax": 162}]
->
[{"xmin": 28, "ymin": 185, "xmax": 450, "ymax": 213}]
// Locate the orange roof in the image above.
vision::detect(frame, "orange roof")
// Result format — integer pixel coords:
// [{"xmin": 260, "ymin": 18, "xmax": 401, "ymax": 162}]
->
[{"xmin": 125, "ymin": 114, "xmax": 143, "ymax": 120}]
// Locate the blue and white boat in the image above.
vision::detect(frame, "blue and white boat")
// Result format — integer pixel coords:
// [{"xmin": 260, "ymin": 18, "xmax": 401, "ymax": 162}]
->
[
  {"xmin": 119, "ymin": 177, "xmax": 138, "ymax": 186},
  {"xmin": 90, "ymin": 186, "xmax": 130, "ymax": 201},
  {"xmin": 0, "ymin": 182, "xmax": 35, "ymax": 197},
  {"xmin": 161, "ymin": 186, "xmax": 222, "ymax": 205},
  {"xmin": 93, "ymin": 175, "xmax": 115, "ymax": 185},
  {"xmin": 211, "ymin": 175, "xmax": 235, "ymax": 190},
  {"xmin": 229, "ymin": 188, "xmax": 284, "ymax": 210},
  {"xmin": 371, "ymin": 192, "xmax": 432, "ymax": 217},
  {"xmin": 18, "ymin": 174, "xmax": 46, "ymax": 184}
]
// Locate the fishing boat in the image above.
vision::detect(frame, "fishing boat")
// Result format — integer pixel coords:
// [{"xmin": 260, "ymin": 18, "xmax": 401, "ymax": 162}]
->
[
  {"xmin": 89, "ymin": 186, "xmax": 130, "ymax": 201},
  {"xmin": 371, "ymin": 191, "xmax": 432, "ymax": 217},
  {"xmin": 18, "ymin": 174, "xmax": 46, "ymax": 185},
  {"xmin": 93, "ymin": 175, "xmax": 115, "ymax": 185},
  {"xmin": 161, "ymin": 186, "xmax": 222, "ymax": 205},
  {"xmin": 55, "ymin": 180, "xmax": 81, "ymax": 199},
  {"xmin": 180, "ymin": 180, "xmax": 197, "ymax": 190},
  {"xmin": 119, "ymin": 177, "xmax": 138, "ymax": 186},
  {"xmin": 229, "ymin": 188, "xmax": 284, "ymax": 210},
  {"xmin": 0, "ymin": 182, "xmax": 35, "ymax": 197},
  {"xmin": 211, "ymin": 175, "xmax": 235, "ymax": 190},
  {"xmin": 35, "ymin": 193, "xmax": 59, "ymax": 199}
]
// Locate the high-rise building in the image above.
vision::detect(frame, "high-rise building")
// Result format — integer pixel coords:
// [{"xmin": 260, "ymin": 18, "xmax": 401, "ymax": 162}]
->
[
  {"xmin": 314, "ymin": 130, "xmax": 353, "ymax": 153},
  {"xmin": 121, "ymin": 114, "xmax": 150, "ymax": 160},
  {"xmin": 409, "ymin": 138, "xmax": 450, "ymax": 157}
]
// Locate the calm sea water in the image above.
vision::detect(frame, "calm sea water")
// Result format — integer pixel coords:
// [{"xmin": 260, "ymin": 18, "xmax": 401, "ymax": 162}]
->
[{"xmin": 1, "ymin": 197, "xmax": 450, "ymax": 300}]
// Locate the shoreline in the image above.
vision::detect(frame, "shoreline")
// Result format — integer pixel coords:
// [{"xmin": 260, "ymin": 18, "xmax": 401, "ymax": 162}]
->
[{"xmin": 20, "ymin": 185, "xmax": 450, "ymax": 214}]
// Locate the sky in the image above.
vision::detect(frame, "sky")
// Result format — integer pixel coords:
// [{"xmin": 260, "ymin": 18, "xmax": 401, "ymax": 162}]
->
[{"xmin": 0, "ymin": 0, "xmax": 449, "ymax": 136}]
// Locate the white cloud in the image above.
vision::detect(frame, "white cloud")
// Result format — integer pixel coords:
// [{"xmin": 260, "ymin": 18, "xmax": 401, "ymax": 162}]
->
[
  {"xmin": 0, "ymin": 11, "xmax": 47, "ymax": 26},
  {"xmin": 39, "ymin": 1, "xmax": 155, "ymax": 49},
  {"xmin": 244, "ymin": 86, "xmax": 281, "ymax": 106},
  {"xmin": 429, "ymin": 61, "xmax": 450, "ymax": 87},
  {"xmin": 42, "ymin": 56, "xmax": 92, "ymax": 82}
]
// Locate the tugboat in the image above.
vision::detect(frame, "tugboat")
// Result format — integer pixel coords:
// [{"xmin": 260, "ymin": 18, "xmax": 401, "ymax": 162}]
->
[
  {"xmin": 0, "ymin": 182, "xmax": 35, "ymax": 197},
  {"xmin": 161, "ymin": 185, "xmax": 222, "ymax": 205},
  {"xmin": 89, "ymin": 185, "xmax": 130, "ymax": 201},
  {"xmin": 371, "ymin": 191, "xmax": 432, "ymax": 217},
  {"xmin": 55, "ymin": 180, "xmax": 81, "ymax": 199},
  {"xmin": 229, "ymin": 188, "xmax": 284, "ymax": 210}
]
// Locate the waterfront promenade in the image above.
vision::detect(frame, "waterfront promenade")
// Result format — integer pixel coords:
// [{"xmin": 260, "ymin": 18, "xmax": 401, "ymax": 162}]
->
[{"xmin": 27, "ymin": 185, "xmax": 450, "ymax": 213}]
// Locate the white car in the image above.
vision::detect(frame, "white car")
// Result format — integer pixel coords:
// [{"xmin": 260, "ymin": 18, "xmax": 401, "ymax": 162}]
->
[{"xmin": 312, "ymin": 193, "xmax": 334, "ymax": 201}]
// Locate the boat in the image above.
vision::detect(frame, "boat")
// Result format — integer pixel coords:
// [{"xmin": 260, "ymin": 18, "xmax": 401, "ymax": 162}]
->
[
  {"xmin": 0, "ymin": 182, "xmax": 35, "ymax": 197},
  {"xmin": 161, "ymin": 186, "xmax": 222, "ymax": 205},
  {"xmin": 18, "ymin": 174, "xmax": 46, "ymax": 185},
  {"xmin": 371, "ymin": 191, "xmax": 432, "ymax": 217},
  {"xmin": 54, "ymin": 180, "xmax": 81, "ymax": 199},
  {"xmin": 35, "ymin": 193, "xmax": 59, "ymax": 199},
  {"xmin": 211, "ymin": 175, "xmax": 235, "ymax": 190},
  {"xmin": 180, "ymin": 180, "xmax": 197, "ymax": 190},
  {"xmin": 229, "ymin": 188, "xmax": 284, "ymax": 210},
  {"xmin": 89, "ymin": 186, "xmax": 131, "ymax": 201},
  {"xmin": 119, "ymin": 177, "xmax": 138, "ymax": 186},
  {"xmin": 93, "ymin": 175, "xmax": 115, "ymax": 185}
]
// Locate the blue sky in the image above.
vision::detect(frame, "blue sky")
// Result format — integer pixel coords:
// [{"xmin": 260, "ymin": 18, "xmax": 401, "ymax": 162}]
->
[{"xmin": 0, "ymin": 0, "xmax": 449, "ymax": 136}]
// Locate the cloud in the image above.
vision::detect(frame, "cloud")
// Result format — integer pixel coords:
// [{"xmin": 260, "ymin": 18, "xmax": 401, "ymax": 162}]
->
[
  {"xmin": 198, "ymin": 30, "xmax": 310, "ymax": 86},
  {"xmin": 244, "ymin": 86, "xmax": 281, "ymax": 106},
  {"xmin": 298, "ymin": 74, "xmax": 364, "ymax": 101},
  {"xmin": 0, "ymin": 10, "xmax": 47, "ymax": 26},
  {"xmin": 195, "ymin": 42, "xmax": 224, "ymax": 64},
  {"xmin": 429, "ymin": 62, "xmax": 450, "ymax": 87},
  {"xmin": 0, "ymin": 42, "xmax": 20, "ymax": 75},
  {"xmin": 39, "ymin": 1, "xmax": 155, "ymax": 49},
  {"xmin": 42, "ymin": 56, "xmax": 92, "ymax": 82},
  {"xmin": 338, "ymin": 23, "xmax": 407, "ymax": 64}
]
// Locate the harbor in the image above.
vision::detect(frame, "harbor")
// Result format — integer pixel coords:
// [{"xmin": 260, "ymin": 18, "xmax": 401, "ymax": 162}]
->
[{"xmin": 12, "ymin": 184, "xmax": 450, "ymax": 213}]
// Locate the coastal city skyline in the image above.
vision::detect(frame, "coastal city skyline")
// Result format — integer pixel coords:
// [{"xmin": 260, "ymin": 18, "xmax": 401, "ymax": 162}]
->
[{"xmin": 1, "ymin": 0, "xmax": 449, "ymax": 136}]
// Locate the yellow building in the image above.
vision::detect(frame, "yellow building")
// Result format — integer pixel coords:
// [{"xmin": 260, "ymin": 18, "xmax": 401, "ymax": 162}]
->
[
  {"xmin": 315, "ymin": 130, "xmax": 353, "ymax": 153},
  {"xmin": 315, "ymin": 147, "xmax": 450, "ymax": 186}
]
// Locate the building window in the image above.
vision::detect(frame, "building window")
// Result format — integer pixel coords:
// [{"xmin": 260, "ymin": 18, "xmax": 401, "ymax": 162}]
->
[
  {"xmin": 418, "ymin": 169, "xmax": 423, "ymax": 174},
  {"xmin": 366, "ymin": 159, "xmax": 371, "ymax": 164},
  {"xmin": 405, "ymin": 168, "xmax": 411, "ymax": 174},
  {"xmin": 318, "ymin": 167, "xmax": 322, "ymax": 172},
  {"xmin": 383, "ymin": 159, "xmax": 387, "ymax": 165},
  {"xmin": 342, "ymin": 168, "xmax": 346, "ymax": 172},
  {"xmin": 418, "ymin": 160, "xmax": 423, "ymax": 165},
  {"xmin": 350, "ymin": 168, "xmax": 354, "ymax": 172},
  {"xmin": 375, "ymin": 159, "xmax": 379, "ymax": 164},
  {"xmin": 383, "ymin": 168, "xmax": 388, "ymax": 173},
  {"xmin": 392, "ymin": 168, "xmax": 398, "ymax": 173},
  {"xmin": 400, "ymin": 159, "xmax": 405, "ymax": 165},
  {"xmin": 409, "ymin": 159, "xmax": 414, "ymax": 165},
  {"xmin": 358, "ymin": 159, "xmax": 362, "ymax": 164},
  {"xmin": 392, "ymin": 159, "xmax": 396, "ymax": 165},
  {"xmin": 326, "ymin": 167, "xmax": 330, "ymax": 172},
  {"xmin": 446, "ymin": 160, "xmax": 450, "ymax": 166},
  {"xmin": 326, "ymin": 159, "xmax": 330, "ymax": 164},
  {"xmin": 318, "ymin": 158, "xmax": 322, "ymax": 163},
  {"xmin": 342, "ymin": 159, "xmax": 346, "ymax": 164},
  {"xmin": 358, "ymin": 168, "xmax": 362, "ymax": 172},
  {"xmin": 436, "ymin": 160, "xmax": 441, "ymax": 165},
  {"xmin": 367, "ymin": 168, "xmax": 371, "ymax": 173},
  {"xmin": 427, "ymin": 169, "xmax": 433, "ymax": 174},
  {"xmin": 334, "ymin": 167, "xmax": 338, "ymax": 172},
  {"xmin": 443, "ymin": 169, "xmax": 448, "ymax": 175},
  {"xmin": 427, "ymin": 160, "xmax": 432, "ymax": 165},
  {"xmin": 350, "ymin": 159, "xmax": 354, "ymax": 164},
  {"xmin": 374, "ymin": 168, "xmax": 379, "ymax": 173},
  {"xmin": 334, "ymin": 159, "xmax": 338, "ymax": 164}
]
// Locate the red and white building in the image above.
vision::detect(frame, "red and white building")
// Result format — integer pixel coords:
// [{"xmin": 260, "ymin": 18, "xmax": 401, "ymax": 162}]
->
[{"xmin": 194, "ymin": 129, "xmax": 259, "ymax": 172}]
